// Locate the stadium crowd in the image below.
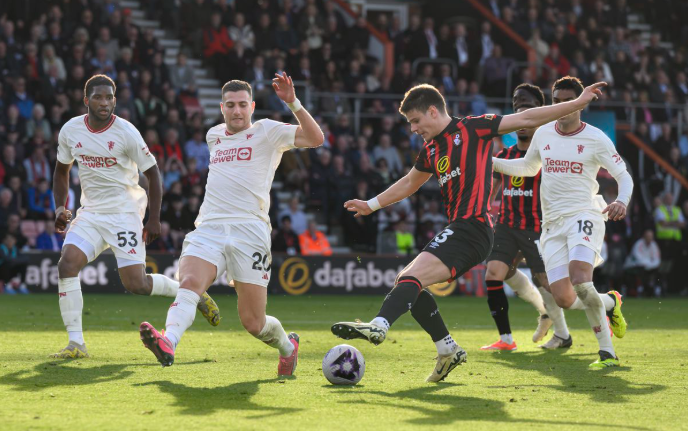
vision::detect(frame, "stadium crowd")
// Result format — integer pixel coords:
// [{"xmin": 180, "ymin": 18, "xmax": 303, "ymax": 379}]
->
[{"xmin": 0, "ymin": 0, "xmax": 687, "ymax": 295}]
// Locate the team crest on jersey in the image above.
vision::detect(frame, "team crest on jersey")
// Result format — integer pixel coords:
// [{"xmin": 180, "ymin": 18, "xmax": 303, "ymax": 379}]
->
[
  {"xmin": 578, "ymin": 145, "xmax": 585, "ymax": 154},
  {"xmin": 246, "ymin": 134, "xmax": 253, "ymax": 140},
  {"xmin": 612, "ymin": 154, "xmax": 622, "ymax": 164},
  {"xmin": 453, "ymin": 133, "xmax": 461, "ymax": 146},
  {"xmin": 108, "ymin": 141, "xmax": 115, "ymax": 151},
  {"xmin": 75, "ymin": 142, "xmax": 82, "ymax": 148}
]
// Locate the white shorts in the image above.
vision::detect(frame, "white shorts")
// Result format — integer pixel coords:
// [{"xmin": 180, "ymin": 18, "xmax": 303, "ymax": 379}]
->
[
  {"xmin": 180, "ymin": 220, "xmax": 272, "ymax": 287},
  {"xmin": 64, "ymin": 210, "xmax": 146, "ymax": 268},
  {"xmin": 541, "ymin": 211, "xmax": 606, "ymax": 274}
]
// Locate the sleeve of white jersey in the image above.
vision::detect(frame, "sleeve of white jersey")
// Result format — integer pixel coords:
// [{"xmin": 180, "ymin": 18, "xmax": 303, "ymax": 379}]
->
[
  {"xmin": 206, "ymin": 127, "xmax": 218, "ymax": 151},
  {"xmin": 595, "ymin": 131, "xmax": 633, "ymax": 206},
  {"xmin": 124, "ymin": 123, "xmax": 157, "ymax": 172},
  {"xmin": 492, "ymin": 130, "xmax": 542, "ymax": 177},
  {"xmin": 57, "ymin": 125, "xmax": 75, "ymax": 164},
  {"xmin": 263, "ymin": 119, "xmax": 298, "ymax": 152}
]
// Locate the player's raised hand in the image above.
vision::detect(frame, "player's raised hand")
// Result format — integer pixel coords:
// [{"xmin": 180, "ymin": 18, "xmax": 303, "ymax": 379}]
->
[
  {"xmin": 602, "ymin": 201, "xmax": 627, "ymax": 221},
  {"xmin": 578, "ymin": 82, "xmax": 607, "ymax": 106},
  {"xmin": 344, "ymin": 199, "xmax": 374, "ymax": 218},
  {"xmin": 55, "ymin": 208, "xmax": 72, "ymax": 234},
  {"xmin": 272, "ymin": 72, "xmax": 296, "ymax": 103},
  {"xmin": 143, "ymin": 219, "xmax": 161, "ymax": 244}
]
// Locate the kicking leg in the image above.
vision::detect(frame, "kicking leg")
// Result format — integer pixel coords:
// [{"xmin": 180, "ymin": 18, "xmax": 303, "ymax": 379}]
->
[
  {"xmin": 52, "ymin": 244, "xmax": 89, "ymax": 358},
  {"xmin": 139, "ymin": 256, "xmax": 215, "ymax": 366},
  {"xmin": 235, "ymin": 281, "xmax": 298, "ymax": 376}
]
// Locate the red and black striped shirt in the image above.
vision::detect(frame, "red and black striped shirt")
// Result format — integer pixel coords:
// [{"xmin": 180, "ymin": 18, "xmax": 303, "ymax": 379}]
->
[
  {"xmin": 494, "ymin": 146, "xmax": 542, "ymax": 232},
  {"xmin": 414, "ymin": 115, "xmax": 503, "ymax": 227}
]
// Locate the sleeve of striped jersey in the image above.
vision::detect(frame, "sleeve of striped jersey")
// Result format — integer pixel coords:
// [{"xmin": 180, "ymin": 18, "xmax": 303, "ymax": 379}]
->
[
  {"xmin": 492, "ymin": 137, "xmax": 541, "ymax": 177},
  {"xmin": 124, "ymin": 124, "xmax": 157, "ymax": 172},
  {"xmin": 464, "ymin": 114, "xmax": 503, "ymax": 139},
  {"xmin": 57, "ymin": 126, "xmax": 74, "ymax": 164},
  {"xmin": 413, "ymin": 146, "xmax": 433, "ymax": 173}
]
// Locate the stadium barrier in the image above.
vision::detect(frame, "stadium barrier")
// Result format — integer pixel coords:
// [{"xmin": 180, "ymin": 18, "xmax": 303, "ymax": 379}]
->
[{"xmin": 22, "ymin": 252, "xmax": 490, "ymax": 297}]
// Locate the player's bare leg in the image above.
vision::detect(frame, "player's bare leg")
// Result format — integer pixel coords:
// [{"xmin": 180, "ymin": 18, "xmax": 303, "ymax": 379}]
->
[
  {"xmin": 119, "ymin": 263, "xmax": 221, "ymax": 326},
  {"xmin": 51, "ymin": 245, "xmax": 89, "ymax": 358},
  {"xmin": 140, "ymin": 256, "xmax": 216, "ymax": 366},
  {"xmin": 234, "ymin": 281, "xmax": 299, "ymax": 376},
  {"xmin": 333, "ymin": 252, "xmax": 466, "ymax": 382}
]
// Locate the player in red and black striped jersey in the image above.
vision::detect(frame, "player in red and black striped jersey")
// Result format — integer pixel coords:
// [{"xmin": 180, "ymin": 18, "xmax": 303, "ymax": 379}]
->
[
  {"xmin": 332, "ymin": 82, "xmax": 608, "ymax": 382},
  {"xmin": 481, "ymin": 84, "xmax": 571, "ymax": 352}
]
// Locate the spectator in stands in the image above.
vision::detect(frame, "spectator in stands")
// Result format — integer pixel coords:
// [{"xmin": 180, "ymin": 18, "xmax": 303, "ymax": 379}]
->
[
  {"xmin": 420, "ymin": 200, "xmax": 446, "ymax": 235},
  {"xmin": 23, "ymin": 147, "xmax": 51, "ymax": 185},
  {"xmin": 0, "ymin": 233, "xmax": 29, "ymax": 295},
  {"xmin": 229, "ymin": 13, "xmax": 255, "ymax": 51},
  {"xmin": 25, "ymin": 104, "xmax": 52, "ymax": 141},
  {"xmin": 655, "ymin": 192, "xmax": 685, "ymax": 294},
  {"xmin": 5, "ymin": 176, "xmax": 26, "ymax": 218},
  {"xmin": 94, "ymin": 27, "xmax": 120, "ymax": 63},
  {"xmin": 204, "ymin": 11, "xmax": 234, "ymax": 82},
  {"xmin": 279, "ymin": 196, "xmax": 308, "ymax": 235},
  {"xmin": 0, "ymin": 189, "xmax": 16, "ymax": 230},
  {"xmin": 394, "ymin": 219, "xmax": 415, "ymax": 256},
  {"xmin": 35, "ymin": 220, "xmax": 63, "ymax": 252},
  {"xmin": 482, "ymin": 45, "xmax": 514, "ymax": 97},
  {"xmin": 273, "ymin": 215, "xmax": 301, "ymax": 256},
  {"xmin": 163, "ymin": 157, "xmax": 187, "ymax": 191},
  {"xmin": 1, "ymin": 142, "xmax": 25, "ymax": 182},
  {"xmin": 275, "ymin": 14, "xmax": 299, "ymax": 55},
  {"xmin": 373, "ymin": 134, "xmax": 403, "ymax": 177},
  {"xmin": 27, "ymin": 178, "xmax": 55, "ymax": 220},
  {"xmin": 184, "ymin": 129, "xmax": 210, "ymax": 172},
  {"xmin": 590, "ymin": 52, "xmax": 614, "ymax": 86},
  {"xmin": 625, "ymin": 229, "xmax": 662, "ymax": 297},
  {"xmin": 299, "ymin": 220, "xmax": 332, "ymax": 256},
  {"xmin": 2, "ymin": 214, "xmax": 27, "ymax": 250},
  {"xmin": 162, "ymin": 129, "xmax": 184, "ymax": 163},
  {"xmin": 169, "ymin": 52, "xmax": 196, "ymax": 95},
  {"xmin": 41, "ymin": 44, "xmax": 67, "ymax": 82},
  {"xmin": 148, "ymin": 221, "xmax": 177, "ymax": 253}
]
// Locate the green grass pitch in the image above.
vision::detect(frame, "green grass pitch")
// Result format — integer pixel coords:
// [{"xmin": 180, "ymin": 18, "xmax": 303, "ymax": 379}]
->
[{"xmin": 0, "ymin": 294, "xmax": 687, "ymax": 431}]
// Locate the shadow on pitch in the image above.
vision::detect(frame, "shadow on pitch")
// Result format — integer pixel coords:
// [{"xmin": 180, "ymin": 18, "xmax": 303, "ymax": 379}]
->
[
  {"xmin": 0, "ymin": 360, "xmax": 135, "ymax": 391},
  {"xmin": 141, "ymin": 379, "xmax": 301, "ymax": 418},
  {"xmin": 350, "ymin": 383, "xmax": 625, "ymax": 428},
  {"xmin": 481, "ymin": 349, "xmax": 666, "ymax": 405}
]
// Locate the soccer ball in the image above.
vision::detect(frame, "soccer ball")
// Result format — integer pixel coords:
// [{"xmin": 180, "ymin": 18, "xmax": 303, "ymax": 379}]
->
[{"xmin": 322, "ymin": 344, "xmax": 365, "ymax": 385}]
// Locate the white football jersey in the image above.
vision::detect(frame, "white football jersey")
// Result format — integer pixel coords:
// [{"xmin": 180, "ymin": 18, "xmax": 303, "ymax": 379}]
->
[
  {"xmin": 57, "ymin": 114, "xmax": 157, "ymax": 216},
  {"xmin": 493, "ymin": 121, "xmax": 629, "ymax": 221},
  {"xmin": 196, "ymin": 119, "xmax": 298, "ymax": 226}
]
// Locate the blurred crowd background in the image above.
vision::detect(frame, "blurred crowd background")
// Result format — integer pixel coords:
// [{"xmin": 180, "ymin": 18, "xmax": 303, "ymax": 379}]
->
[{"xmin": 1, "ymin": 0, "xmax": 687, "ymax": 295}]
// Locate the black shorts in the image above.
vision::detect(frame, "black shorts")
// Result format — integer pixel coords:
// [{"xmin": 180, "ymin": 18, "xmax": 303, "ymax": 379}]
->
[
  {"xmin": 423, "ymin": 218, "xmax": 494, "ymax": 281},
  {"xmin": 486, "ymin": 223, "xmax": 545, "ymax": 273}
]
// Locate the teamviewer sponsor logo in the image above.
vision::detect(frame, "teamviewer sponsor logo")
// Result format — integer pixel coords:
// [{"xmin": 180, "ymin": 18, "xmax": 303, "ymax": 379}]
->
[
  {"xmin": 79, "ymin": 155, "xmax": 118, "ymax": 168},
  {"xmin": 503, "ymin": 188, "xmax": 534, "ymax": 197},
  {"xmin": 438, "ymin": 166, "xmax": 461, "ymax": 186},
  {"xmin": 544, "ymin": 158, "xmax": 583, "ymax": 174},
  {"xmin": 211, "ymin": 147, "xmax": 252, "ymax": 164}
]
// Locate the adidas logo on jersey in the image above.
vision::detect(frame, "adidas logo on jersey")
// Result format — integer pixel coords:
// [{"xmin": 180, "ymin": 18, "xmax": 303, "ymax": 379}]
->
[
  {"xmin": 543, "ymin": 145, "xmax": 551, "ymax": 151},
  {"xmin": 127, "ymin": 248, "xmax": 137, "ymax": 254},
  {"xmin": 583, "ymin": 236, "xmax": 590, "ymax": 242},
  {"xmin": 75, "ymin": 142, "xmax": 82, "ymax": 148},
  {"xmin": 262, "ymin": 273, "xmax": 269, "ymax": 280}
]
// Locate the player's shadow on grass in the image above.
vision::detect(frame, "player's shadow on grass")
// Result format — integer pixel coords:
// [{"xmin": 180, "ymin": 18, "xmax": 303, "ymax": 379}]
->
[
  {"xmin": 355, "ymin": 384, "xmax": 627, "ymax": 428},
  {"xmin": 141, "ymin": 379, "xmax": 301, "ymax": 418},
  {"xmin": 0, "ymin": 360, "xmax": 135, "ymax": 391},
  {"xmin": 482, "ymin": 349, "xmax": 666, "ymax": 404}
]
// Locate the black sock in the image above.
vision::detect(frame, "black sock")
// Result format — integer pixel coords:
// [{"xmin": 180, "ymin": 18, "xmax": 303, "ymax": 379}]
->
[
  {"xmin": 377, "ymin": 276, "xmax": 422, "ymax": 326},
  {"xmin": 486, "ymin": 280, "xmax": 511, "ymax": 335},
  {"xmin": 411, "ymin": 289, "xmax": 450, "ymax": 342}
]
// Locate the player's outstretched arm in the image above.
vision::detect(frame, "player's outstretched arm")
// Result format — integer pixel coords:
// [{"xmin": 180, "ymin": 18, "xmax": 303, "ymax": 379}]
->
[
  {"xmin": 492, "ymin": 138, "xmax": 542, "ymax": 177},
  {"xmin": 53, "ymin": 161, "xmax": 72, "ymax": 234},
  {"xmin": 498, "ymin": 82, "xmax": 607, "ymax": 134},
  {"xmin": 344, "ymin": 167, "xmax": 432, "ymax": 218},
  {"xmin": 272, "ymin": 72, "xmax": 324, "ymax": 148},
  {"xmin": 142, "ymin": 165, "xmax": 163, "ymax": 244}
]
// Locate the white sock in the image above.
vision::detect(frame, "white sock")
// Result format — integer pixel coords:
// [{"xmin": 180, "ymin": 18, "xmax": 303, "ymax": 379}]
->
[
  {"xmin": 435, "ymin": 334, "xmax": 457, "ymax": 356},
  {"xmin": 256, "ymin": 316, "xmax": 294, "ymax": 357},
  {"xmin": 574, "ymin": 282, "xmax": 615, "ymax": 357},
  {"xmin": 569, "ymin": 297, "xmax": 586, "ymax": 310},
  {"xmin": 371, "ymin": 316, "xmax": 390, "ymax": 331},
  {"xmin": 506, "ymin": 270, "xmax": 547, "ymax": 315},
  {"xmin": 500, "ymin": 333, "xmax": 514, "ymax": 344},
  {"xmin": 150, "ymin": 274, "xmax": 180, "ymax": 297},
  {"xmin": 59, "ymin": 277, "xmax": 84, "ymax": 344},
  {"xmin": 538, "ymin": 287, "xmax": 569, "ymax": 339},
  {"xmin": 599, "ymin": 292, "xmax": 615, "ymax": 311},
  {"xmin": 164, "ymin": 289, "xmax": 200, "ymax": 349}
]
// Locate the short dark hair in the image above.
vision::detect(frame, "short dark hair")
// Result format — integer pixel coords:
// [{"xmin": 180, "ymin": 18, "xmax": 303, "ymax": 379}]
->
[
  {"xmin": 513, "ymin": 83, "xmax": 545, "ymax": 107},
  {"xmin": 84, "ymin": 74, "xmax": 116, "ymax": 98},
  {"xmin": 552, "ymin": 76, "xmax": 584, "ymax": 97},
  {"xmin": 281, "ymin": 215, "xmax": 292, "ymax": 224},
  {"xmin": 399, "ymin": 84, "xmax": 446, "ymax": 115},
  {"xmin": 222, "ymin": 80, "xmax": 252, "ymax": 99}
]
